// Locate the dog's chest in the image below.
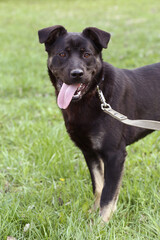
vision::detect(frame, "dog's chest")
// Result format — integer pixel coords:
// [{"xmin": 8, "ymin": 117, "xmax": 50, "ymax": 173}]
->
[
  {"xmin": 65, "ymin": 120, "xmax": 92, "ymax": 149},
  {"xmin": 89, "ymin": 129, "xmax": 105, "ymax": 150},
  {"xmin": 63, "ymin": 102, "xmax": 105, "ymax": 151},
  {"xmin": 65, "ymin": 117, "xmax": 104, "ymax": 151}
]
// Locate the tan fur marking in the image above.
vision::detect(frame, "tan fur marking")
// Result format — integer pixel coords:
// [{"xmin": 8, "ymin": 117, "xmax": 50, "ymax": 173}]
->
[
  {"xmin": 90, "ymin": 131, "xmax": 105, "ymax": 150},
  {"xmin": 92, "ymin": 159, "xmax": 104, "ymax": 209},
  {"xmin": 100, "ymin": 200, "xmax": 116, "ymax": 222},
  {"xmin": 48, "ymin": 57, "xmax": 52, "ymax": 67}
]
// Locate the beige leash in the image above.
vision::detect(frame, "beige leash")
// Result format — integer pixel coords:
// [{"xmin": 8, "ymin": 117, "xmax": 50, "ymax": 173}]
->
[{"xmin": 97, "ymin": 86, "xmax": 160, "ymax": 131}]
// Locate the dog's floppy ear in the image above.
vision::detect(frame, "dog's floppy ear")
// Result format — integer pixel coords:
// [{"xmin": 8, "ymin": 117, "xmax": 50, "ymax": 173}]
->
[
  {"xmin": 38, "ymin": 25, "xmax": 67, "ymax": 45},
  {"xmin": 82, "ymin": 27, "xmax": 111, "ymax": 51}
]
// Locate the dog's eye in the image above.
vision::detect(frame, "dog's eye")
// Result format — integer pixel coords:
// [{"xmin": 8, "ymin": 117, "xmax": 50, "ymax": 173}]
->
[
  {"xmin": 59, "ymin": 52, "xmax": 66, "ymax": 58},
  {"xmin": 83, "ymin": 53, "xmax": 91, "ymax": 58}
]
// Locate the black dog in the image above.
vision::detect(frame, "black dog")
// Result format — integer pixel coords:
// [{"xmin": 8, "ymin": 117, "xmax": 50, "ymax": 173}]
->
[{"xmin": 38, "ymin": 25, "xmax": 160, "ymax": 222}]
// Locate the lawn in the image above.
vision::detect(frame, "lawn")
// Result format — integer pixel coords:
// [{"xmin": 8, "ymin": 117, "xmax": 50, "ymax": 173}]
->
[{"xmin": 0, "ymin": 0, "xmax": 160, "ymax": 239}]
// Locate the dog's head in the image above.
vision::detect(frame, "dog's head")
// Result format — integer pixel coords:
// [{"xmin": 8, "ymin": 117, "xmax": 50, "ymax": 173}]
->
[{"xmin": 38, "ymin": 25, "xmax": 111, "ymax": 109}]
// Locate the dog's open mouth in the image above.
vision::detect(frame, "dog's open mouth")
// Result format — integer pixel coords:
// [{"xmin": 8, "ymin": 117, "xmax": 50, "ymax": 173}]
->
[
  {"xmin": 57, "ymin": 82, "xmax": 88, "ymax": 109},
  {"xmin": 72, "ymin": 83, "xmax": 88, "ymax": 100}
]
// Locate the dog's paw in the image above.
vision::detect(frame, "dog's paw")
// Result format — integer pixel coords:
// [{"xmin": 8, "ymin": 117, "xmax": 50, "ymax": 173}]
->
[{"xmin": 100, "ymin": 201, "xmax": 117, "ymax": 222}]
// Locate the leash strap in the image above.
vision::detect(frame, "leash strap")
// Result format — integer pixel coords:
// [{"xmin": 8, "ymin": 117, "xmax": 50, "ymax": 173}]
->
[{"xmin": 97, "ymin": 86, "xmax": 160, "ymax": 131}]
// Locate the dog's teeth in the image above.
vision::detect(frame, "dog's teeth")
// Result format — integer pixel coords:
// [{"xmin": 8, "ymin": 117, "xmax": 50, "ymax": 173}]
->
[
  {"xmin": 74, "ymin": 92, "xmax": 81, "ymax": 98},
  {"xmin": 74, "ymin": 83, "xmax": 87, "ymax": 98},
  {"xmin": 78, "ymin": 83, "xmax": 85, "ymax": 91},
  {"xmin": 77, "ymin": 84, "xmax": 83, "ymax": 92}
]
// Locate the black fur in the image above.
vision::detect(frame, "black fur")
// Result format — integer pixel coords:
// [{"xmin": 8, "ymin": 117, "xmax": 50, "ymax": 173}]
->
[{"xmin": 38, "ymin": 25, "xmax": 160, "ymax": 222}]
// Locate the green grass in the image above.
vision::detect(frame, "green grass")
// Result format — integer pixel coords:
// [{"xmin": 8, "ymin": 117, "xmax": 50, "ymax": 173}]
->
[{"xmin": 0, "ymin": 0, "xmax": 160, "ymax": 239}]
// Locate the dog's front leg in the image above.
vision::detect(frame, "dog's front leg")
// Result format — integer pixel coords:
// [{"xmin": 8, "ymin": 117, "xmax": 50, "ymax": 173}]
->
[
  {"xmin": 83, "ymin": 151, "xmax": 104, "ymax": 209},
  {"xmin": 100, "ymin": 148, "xmax": 126, "ymax": 222}
]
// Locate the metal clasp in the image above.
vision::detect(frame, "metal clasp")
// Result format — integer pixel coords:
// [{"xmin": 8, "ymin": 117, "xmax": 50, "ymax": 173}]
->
[
  {"xmin": 101, "ymin": 103, "xmax": 111, "ymax": 111},
  {"xmin": 97, "ymin": 86, "xmax": 111, "ymax": 110}
]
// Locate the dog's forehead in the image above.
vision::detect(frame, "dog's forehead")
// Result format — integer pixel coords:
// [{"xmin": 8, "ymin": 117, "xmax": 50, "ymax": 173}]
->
[{"xmin": 63, "ymin": 32, "xmax": 92, "ymax": 49}]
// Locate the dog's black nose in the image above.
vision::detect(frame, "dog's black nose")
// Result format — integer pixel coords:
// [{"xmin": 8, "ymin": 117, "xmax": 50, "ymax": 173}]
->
[{"xmin": 70, "ymin": 69, "xmax": 84, "ymax": 78}]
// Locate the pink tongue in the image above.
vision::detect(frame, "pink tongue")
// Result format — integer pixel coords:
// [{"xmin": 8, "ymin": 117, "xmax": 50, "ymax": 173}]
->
[{"xmin": 57, "ymin": 83, "xmax": 79, "ymax": 109}]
